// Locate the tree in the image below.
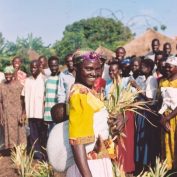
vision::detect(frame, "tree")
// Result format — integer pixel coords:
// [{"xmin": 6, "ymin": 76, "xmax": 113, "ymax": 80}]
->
[{"xmin": 53, "ymin": 17, "xmax": 133, "ymax": 62}]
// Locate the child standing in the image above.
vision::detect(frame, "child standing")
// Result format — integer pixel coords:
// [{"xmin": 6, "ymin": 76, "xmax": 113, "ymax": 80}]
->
[{"xmin": 21, "ymin": 60, "xmax": 45, "ymax": 160}]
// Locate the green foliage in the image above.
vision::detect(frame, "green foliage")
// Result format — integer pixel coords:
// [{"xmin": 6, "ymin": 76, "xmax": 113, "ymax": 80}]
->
[
  {"xmin": 54, "ymin": 16, "xmax": 133, "ymax": 62},
  {"xmin": 0, "ymin": 33, "xmax": 53, "ymax": 71}
]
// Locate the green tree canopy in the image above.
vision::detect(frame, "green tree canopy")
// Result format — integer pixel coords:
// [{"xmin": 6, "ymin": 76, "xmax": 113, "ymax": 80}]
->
[{"xmin": 54, "ymin": 16, "xmax": 133, "ymax": 62}]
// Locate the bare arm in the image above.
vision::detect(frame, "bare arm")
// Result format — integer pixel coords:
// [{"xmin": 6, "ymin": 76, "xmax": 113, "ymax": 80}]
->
[
  {"xmin": 161, "ymin": 106, "xmax": 177, "ymax": 131},
  {"xmin": 71, "ymin": 144, "xmax": 92, "ymax": 177}
]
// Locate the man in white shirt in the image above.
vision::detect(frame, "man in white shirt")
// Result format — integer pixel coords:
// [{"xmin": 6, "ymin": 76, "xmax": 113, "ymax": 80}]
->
[{"xmin": 21, "ymin": 60, "xmax": 46, "ymax": 160}]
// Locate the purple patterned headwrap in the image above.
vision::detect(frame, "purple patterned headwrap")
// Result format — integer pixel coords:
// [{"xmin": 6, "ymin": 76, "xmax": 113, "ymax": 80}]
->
[{"xmin": 73, "ymin": 51, "xmax": 100, "ymax": 65}]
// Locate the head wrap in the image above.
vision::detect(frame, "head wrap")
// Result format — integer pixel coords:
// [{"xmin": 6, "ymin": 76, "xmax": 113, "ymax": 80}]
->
[
  {"xmin": 3, "ymin": 65, "xmax": 15, "ymax": 74},
  {"xmin": 73, "ymin": 51, "xmax": 100, "ymax": 65},
  {"xmin": 120, "ymin": 58, "xmax": 131, "ymax": 65},
  {"xmin": 166, "ymin": 56, "xmax": 177, "ymax": 66}
]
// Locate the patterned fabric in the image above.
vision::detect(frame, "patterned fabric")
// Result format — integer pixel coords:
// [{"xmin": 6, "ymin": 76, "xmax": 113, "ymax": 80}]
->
[
  {"xmin": 0, "ymin": 81, "xmax": 26, "ymax": 149},
  {"xmin": 44, "ymin": 75, "xmax": 59, "ymax": 121},
  {"xmin": 69, "ymin": 84, "xmax": 104, "ymax": 145},
  {"xmin": 16, "ymin": 70, "xmax": 27, "ymax": 86},
  {"xmin": 159, "ymin": 78, "xmax": 177, "ymax": 169}
]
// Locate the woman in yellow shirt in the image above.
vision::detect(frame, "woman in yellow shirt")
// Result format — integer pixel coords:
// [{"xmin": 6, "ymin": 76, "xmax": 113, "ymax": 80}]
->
[
  {"xmin": 66, "ymin": 51, "xmax": 113, "ymax": 177},
  {"xmin": 160, "ymin": 56, "xmax": 177, "ymax": 170}
]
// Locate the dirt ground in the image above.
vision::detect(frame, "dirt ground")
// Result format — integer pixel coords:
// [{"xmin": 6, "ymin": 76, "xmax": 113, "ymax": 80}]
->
[{"xmin": 0, "ymin": 156, "xmax": 66, "ymax": 177}]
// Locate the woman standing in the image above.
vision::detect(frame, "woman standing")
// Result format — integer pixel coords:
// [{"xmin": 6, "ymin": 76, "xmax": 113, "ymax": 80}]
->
[
  {"xmin": 66, "ymin": 51, "xmax": 113, "ymax": 177},
  {"xmin": 130, "ymin": 59, "xmax": 159, "ymax": 174},
  {"xmin": 160, "ymin": 56, "xmax": 177, "ymax": 170},
  {"xmin": 0, "ymin": 66, "xmax": 26, "ymax": 150}
]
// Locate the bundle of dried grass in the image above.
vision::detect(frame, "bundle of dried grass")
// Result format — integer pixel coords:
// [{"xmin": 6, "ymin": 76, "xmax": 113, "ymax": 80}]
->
[
  {"xmin": 11, "ymin": 144, "xmax": 53, "ymax": 177},
  {"xmin": 105, "ymin": 82, "xmax": 150, "ymax": 139}
]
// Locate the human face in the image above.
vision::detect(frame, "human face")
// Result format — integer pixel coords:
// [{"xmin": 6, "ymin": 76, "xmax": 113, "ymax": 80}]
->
[
  {"xmin": 79, "ymin": 60, "xmax": 101, "ymax": 88},
  {"xmin": 163, "ymin": 44, "xmax": 171, "ymax": 56},
  {"xmin": 155, "ymin": 54, "xmax": 163, "ymax": 65},
  {"xmin": 158, "ymin": 61, "xmax": 166, "ymax": 76},
  {"xmin": 152, "ymin": 41, "xmax": 160, "ymax": 53},
  {"xmin": 12, "ymin": 58, "xmax": 21, "ymax": 71},
  {"xmin": 141, "ymin": 63, "xmax": 151, "ymax": 75},
  {"xmin": 131, "ymin": 61, "xmax": 140, "ymax": 74},
  {"xmin": 121, "ymin": 63, "xmax": 131, "ymax": 77},
  {"xmin": 39, "ymin": 57, "xmax": 47, "ymax": 69},
  {"xmin": 109, "ymin": 64, "xmax": 120, "ymax": 80},
  {"xmin": 165, "ymin": 63, "xmax": 177, "ymax": 78},
  {"xmin": 66, "ymin": 56, "xmax": 74, "ymax": 71},
  {"xmin": 116, "ymin": 48, "xmax": 126, "ymax": 60},
  {"xmin": 30, "ymin": 62, "xmax": 40, "ymax": 78},
  {"xmin": 5, "ymin": 73, "xmax": 13, "ymax": 83},
  {"xmin": 49, "ymin": 60, "xmax": 59, "ymax": 76}
]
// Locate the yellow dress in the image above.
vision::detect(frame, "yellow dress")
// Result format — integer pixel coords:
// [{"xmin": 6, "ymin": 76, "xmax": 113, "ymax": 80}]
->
[
  {"xmin": 159, "ymin": 78, "xmax": 177, "ymax": 169},
  {"xmin": 69, "ymin": 84, "xmax": 104, "ymax": 145}
]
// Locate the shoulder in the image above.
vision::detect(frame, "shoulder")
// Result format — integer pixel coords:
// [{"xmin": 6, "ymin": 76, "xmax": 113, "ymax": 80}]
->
[{"xmin": 70, "ymin": 84, "xmax": 89, "ymax": 95}]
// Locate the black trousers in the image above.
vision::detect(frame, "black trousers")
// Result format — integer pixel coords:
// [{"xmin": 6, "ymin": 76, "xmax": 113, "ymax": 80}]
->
[{"xmin": 28, "ymin": 118, "xmax": 47, "ymax": 160}]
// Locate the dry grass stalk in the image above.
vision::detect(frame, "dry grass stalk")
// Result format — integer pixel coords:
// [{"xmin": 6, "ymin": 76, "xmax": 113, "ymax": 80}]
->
[
  {"xmin": 11, "ymin": 144, "xmax": 53, "ymax": 177},
  {"xmin": 138, "ymin": 157, "xmax": 169, "ymax": 177}
]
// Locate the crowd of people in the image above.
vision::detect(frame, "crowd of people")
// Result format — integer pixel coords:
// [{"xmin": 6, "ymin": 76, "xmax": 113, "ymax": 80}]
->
[{"xmin": 0, "ymin": 38, "xmax": 177, "ymax": 177}]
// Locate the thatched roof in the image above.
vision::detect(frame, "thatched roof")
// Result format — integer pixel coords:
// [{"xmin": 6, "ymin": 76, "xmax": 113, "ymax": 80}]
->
[
  {"xmin": 123, "ymin": 29, "xmax": 177, "ymax": 56},
  {"xmin": 96, "ymin": 46, "xmax": 115, "ymax": 60},
  {"xmin": 27, "ymin": 49, "xmax": 40, "ymax": 61}
]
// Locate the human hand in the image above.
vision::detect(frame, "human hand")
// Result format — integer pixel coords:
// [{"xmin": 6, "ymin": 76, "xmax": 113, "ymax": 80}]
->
[
  {"xmin": 19, "ymin": 112, "xmax": 26, "ymax": 125},
  {"xmin": 160, "ymin": 116, "xmax": 171, "ymax": 132},
  {"xmin": 108, "ymin": 113, "xmax": 127, "ymax": 137},
  {"xmin": 129, "ymin": 79, "xmax": 138, "ymax": 88}
]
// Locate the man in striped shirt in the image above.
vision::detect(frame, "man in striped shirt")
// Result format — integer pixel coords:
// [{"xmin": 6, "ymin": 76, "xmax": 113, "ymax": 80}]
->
[{"xmin": 44, "ymin": 56, "xmax": 60, "ymax": 134}]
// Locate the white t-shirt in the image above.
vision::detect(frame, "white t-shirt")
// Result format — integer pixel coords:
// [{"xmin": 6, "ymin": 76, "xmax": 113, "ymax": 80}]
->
[
  {"xmin": 145, "ymin": 75, "xmax": 158, "ymax": 104},
  {"xmin": 21, "ymin": 73, "xmax": 45, "ymax": 119}
]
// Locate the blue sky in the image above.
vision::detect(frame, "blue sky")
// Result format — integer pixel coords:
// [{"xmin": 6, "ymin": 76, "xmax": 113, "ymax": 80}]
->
[{"xmin": 0, "ymin": 0, "xmax": 177, "ymax": 45}]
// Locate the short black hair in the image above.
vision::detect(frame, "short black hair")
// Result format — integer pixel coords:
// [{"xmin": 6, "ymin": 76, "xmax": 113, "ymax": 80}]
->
[
  {"xmin": 152, "ymin": 38, "xmax": 160, "ymax": 45},
  {"xmin": 141, "ymin": 59, "xmax": 155, "ymax": 71},
  {"xmin": 131, "ymin": 57, "xmax": 142, "ymax": 65},
  {"xmin": 115, "ymin": 47, "xmax": 126, "ymax": 53},
  {"xmin": 51, "ymin": 103, "xmax": 68, "ymax": 123},
  {"xmin": 163, "ymin": 42, "xmax": 171, "ymax": 49},
  {"xmin": 48, "ymin": 56, "xmax": 59, "ymax": 65},
  {"xmin": 64, "ymin": 53, "xmax": 73, "ymax": 62},
  {"xmin": 38, "ymin": 55, "xmax": 47, "ymax": 61},
  {"xmin": 12, "ymin": 56, "xmax": 22, "ymax": 62}
]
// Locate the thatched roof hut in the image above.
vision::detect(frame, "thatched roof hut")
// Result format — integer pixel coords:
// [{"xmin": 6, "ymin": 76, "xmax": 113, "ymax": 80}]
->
[
  {"xmin": 27, "ymin": 49, "xmax": 40, "ymax": 61},
  {"xmin": 96, "ymin": 46, "xmax": 115, "ymax": 61},
  {"xmin": 123, "ymin": 29, "xmax": 177, "ymax": 56}
]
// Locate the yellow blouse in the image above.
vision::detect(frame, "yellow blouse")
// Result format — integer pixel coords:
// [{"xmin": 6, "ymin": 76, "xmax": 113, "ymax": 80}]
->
[
  {"xmin": 159, "ymin": 78, "xmax": 177, "ymax": 88},
  {"xmin": 69, "ymin": 84, "xmax": 104, "ymax": 145}
]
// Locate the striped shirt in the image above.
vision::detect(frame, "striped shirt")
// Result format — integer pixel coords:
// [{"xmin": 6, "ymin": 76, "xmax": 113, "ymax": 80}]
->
[{"xmin": 44, "ymin": 75, "xmax": 59, "ymax": 121}]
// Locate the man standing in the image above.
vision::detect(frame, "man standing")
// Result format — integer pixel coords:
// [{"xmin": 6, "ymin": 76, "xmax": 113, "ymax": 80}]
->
[
  {"xmin": 44, "ymin": 56, "xmax": 60, "ymax": 133},
  {"xmin": 57, "ymin": 54, "xmax": 75, "ymax": 103},
  {"xmin": 21, "ymin": 60, "xmax": 45, "ymax": 160},
  {"xmin": 145, "ymin": 38, "xmax": 160, "ymax": 61}
]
